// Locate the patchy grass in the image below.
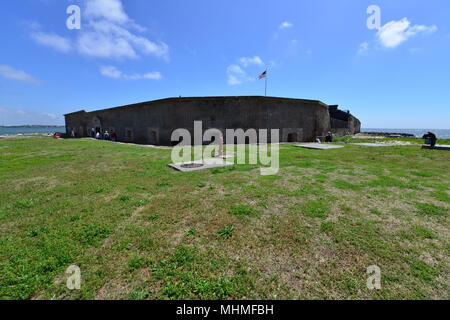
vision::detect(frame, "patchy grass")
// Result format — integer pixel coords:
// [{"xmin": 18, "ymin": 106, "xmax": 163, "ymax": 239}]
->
[
  {"xmin": 416, "ymin": 203, "xmax": 448, "ymax": 217},
  {"xmin": 229, "ymin": 205, "xmax": 260, "ymax": 219},
  {"xmin": 0, "ymin": 137, "xmax": 448, "ymax": 300}
]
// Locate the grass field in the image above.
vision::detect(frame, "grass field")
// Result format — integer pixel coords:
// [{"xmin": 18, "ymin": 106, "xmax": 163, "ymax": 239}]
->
[{"xmin": 0, "ymin": 137, "xmax": 448, "ymax": 300}]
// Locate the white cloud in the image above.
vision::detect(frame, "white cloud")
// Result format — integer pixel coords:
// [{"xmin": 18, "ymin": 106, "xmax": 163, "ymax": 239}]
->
[
  {"xmin": 42, "ymin": 112, "xmax": 58, "ymax": 119},
  {"xmin": 100, "ymin": 65, "xmax": 122, "ymax": 78},
  {"xmin": 377, "ymin": 18, "xmax": 437, "ymax": 48},
  {"xmin": 238, "ymin": 56, "xmax": 264, "ymax": 67},
  {"xmin": 77, "ymin": 19, "xmax": 168, "ymax": 60},
  {"xmin": 227, "ymin": 64, "xmax": 245, "ymax": 75},
  {"xmin": 29, "ymin": 0, "xmax": 169, "ymax": 61},
  {"xmin": 226, "ymin": 55, "xmax": 266, "ymax": 85},
  {"xmin": 279, "ymin": 21, "xmax": 293, "ymax": 29},
  {"xmin": 78, "ymin": 30, "xmax": 137, "ymax": 59},
  {"xmin": 357, "ymin": 42, "xmax": 369, "ymax": 55},
  {"xmin": 0, "ymin": 65, "xmax": 41, "ymax": 84},
  {"xmin": 100, "ymin": 66, "xmax": 162, "ymax": 80},
  {"xmin": 124, "ymin": 72, "xmax": 162, "ymax": 80},
  {"xmin": 85, "ymin": 0, "xmax": 129, "ymax": 24},
  {"xmin": 31, "ymin": 31, "xmax": 72, "ymax": 53},
  {"xmin": 226, "ymin": 64, "xmax": 245, "ymax": 85},
  {"xmin": 79, "ymin": 1, "xmax": 169, "ymax": 60}
]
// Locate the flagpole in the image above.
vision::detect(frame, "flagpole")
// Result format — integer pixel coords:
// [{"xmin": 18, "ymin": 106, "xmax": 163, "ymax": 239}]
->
[
  {"xmin": 265, "ymin": 75, "xmax": 267, "ymax": 96},
  {"xmin": 265, "ymin": 70, "xmax": 267, "ymax": 96}
]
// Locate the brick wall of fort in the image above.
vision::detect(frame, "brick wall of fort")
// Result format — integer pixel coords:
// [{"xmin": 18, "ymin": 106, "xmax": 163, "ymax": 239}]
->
[{"xmin": 65, "ymin": 96, "xmax": 343, "ymax": 145}]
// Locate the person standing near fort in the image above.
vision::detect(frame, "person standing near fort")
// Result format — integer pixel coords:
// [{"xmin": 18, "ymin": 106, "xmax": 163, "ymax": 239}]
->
[{"xmin": 111, "ymin": 131, "xmax": 117, "ymax": 142}]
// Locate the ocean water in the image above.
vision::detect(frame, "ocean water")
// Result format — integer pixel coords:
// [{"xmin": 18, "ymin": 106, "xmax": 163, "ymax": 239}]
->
[
  {"xmin": 1, "ymin": 126, "xmax": 449, "ymax": 139},
  {"xmin": 361, "ymin": 128, "xmax": 450, "ymax": 139},
  {"xmin": 0, "ymin": 126, "xmax": 65, "ymax": 137}
]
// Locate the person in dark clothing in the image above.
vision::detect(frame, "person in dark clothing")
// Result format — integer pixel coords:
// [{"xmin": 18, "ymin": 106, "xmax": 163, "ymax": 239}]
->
[
  {"xmin": 422, "ymin": 132, "xmax": 437, "ymax": 148},
  {"xmin": 325, "ymin": 131, "xmax": 333, "ymax": 143}
]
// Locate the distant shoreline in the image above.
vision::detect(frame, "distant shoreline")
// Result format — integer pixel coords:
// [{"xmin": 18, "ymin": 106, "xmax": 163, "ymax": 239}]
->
[
  {"xmin": 0, "ymin": 125, "xmax": 64, "ymax": 128},
  {"xmin": 1, "ymin": 127, "xmax": 449, "ymax": 139}
]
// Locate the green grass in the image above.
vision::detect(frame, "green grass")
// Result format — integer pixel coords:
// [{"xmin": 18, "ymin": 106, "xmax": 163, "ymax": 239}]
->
[
  {"xmin": 218, "ymin": 225, "xmax": 234, "ymax": 239},
  {"xmin": 411, "ymin": 226, "xmax": 438, "ymax": 239},
  {"xmin": 229, "ymin": 205, "xmax": 260, "ymax": 219},
  {"xmin": 416, "ymin": 203, "xmax": 448, "ymax": 217},
  {"xmin": 0, "ymin": 137, "xmax": 448, "ymax": 300}
]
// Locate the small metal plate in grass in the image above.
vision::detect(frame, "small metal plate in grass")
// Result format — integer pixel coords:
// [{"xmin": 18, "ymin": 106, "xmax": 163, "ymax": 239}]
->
[
  {"xmin": 350, "ymin": 143, "xmax": 396, "ymax": 147},
  {"xmin": 293, "ymin": 143, "xmax": 344, "ymax": 150},
  {"xmin": 181, "ymin": 163, "xmax": 204, "ymax": 169},
  {"xmin": 168, "ymin": 159, "xmax": 234, "ymax": 172}
]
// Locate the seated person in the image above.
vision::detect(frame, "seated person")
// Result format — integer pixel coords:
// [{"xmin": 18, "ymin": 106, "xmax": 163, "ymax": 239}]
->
[
  {"xmin": 325, "ymin": 132, "xmax": 333, "ymax": 143},
  {"xmin": 422, "ymin": 132, "xmax": 437, "ymax": 147}
]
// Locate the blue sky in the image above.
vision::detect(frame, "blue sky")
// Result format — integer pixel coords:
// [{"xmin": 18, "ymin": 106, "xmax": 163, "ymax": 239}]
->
[{"xmin": 0, "ymin": 0, "xmax": 449, "ymax": 128}]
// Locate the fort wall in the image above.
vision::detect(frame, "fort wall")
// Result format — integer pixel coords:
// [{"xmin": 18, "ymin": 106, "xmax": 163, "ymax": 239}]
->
[{"xmin": 65, "ymin": 96, "xmax": 357, "ymax": 145}]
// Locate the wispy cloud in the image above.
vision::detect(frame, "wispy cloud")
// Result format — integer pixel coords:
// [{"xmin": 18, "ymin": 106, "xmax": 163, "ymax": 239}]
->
[
  {"xmin": 42, "ymin": 112, "xmax": 58, "ymax": 119},
  {"xmin": 376, "ymin": 18, "xmax": 437, "ymax": 48},
  {"xmin": 124, "ymin": 72, "xmax": 162, "ymax": 80},
  {"xmin": 238, "ymin": 56, "xmax": 263, "ymax": 67},
  {"xmin": 279, "ymin": 21, "xmax": 293, "ymax": 29},
  {"xmin": 31, "ymin": 31, "xmax": 72, "ymax": 52},
  {"xmin": 226, "ymin": 64, "xmax": 246, "ymax": 85},
  {"xmin": 0, "ymin": 65, "xmax": 41, "ymax": 84},
  {"xmin": 100, "ymin": 66, "xmax": 162, "ymax": 80},
  {"xmin": 357, "ymin": 42, "xmax": 369, "ymax": 55},
  {"xmin": 100, "ymin": 65, "xmax": 123, "ymax": 78},
  {"xmin": 226, "ymin": 56, "xmax": 264, "ymax": 85}
]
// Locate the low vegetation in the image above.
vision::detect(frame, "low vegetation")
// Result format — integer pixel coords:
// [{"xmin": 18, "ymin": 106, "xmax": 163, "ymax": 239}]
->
[{"xmin": 0, "ymin": 137, "xmax": 448, "ymax": 300}]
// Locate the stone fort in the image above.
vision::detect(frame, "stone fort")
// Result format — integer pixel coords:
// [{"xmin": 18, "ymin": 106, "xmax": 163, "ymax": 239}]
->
[{"xmin": 64, "ymin": 96, "xmax": 361, "ymax": 145}]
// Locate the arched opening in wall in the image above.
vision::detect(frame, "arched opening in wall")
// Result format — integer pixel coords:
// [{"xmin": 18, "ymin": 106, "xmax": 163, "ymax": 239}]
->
[
  {"xmin": 171, "ymin": 136, "xmax": 189, "ymax": 146},
  {"xmin": 206, "ymin": 135, "xmax": 216, "ymax": 145},
  {"xmin": 287, "ymin": 133, "xmax": 298, "ymax": 142}
]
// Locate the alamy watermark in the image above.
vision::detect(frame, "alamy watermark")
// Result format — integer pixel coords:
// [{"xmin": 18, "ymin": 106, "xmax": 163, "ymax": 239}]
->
[
  {"xmin": 66, "ymin": 5, "xmax": 81, "ymax": 30},
  {"xmin": 171, "ymin": 121, "xmax": 280, "ymax": 176},
  {"xmin": 366, "ymin": 5, "xmax": 381, "ymax": 31},
  {"xmin": 66, "ymin": 265, "xmax": 81, "ymax": 290},
  {"xmin": 366, "ymin": 265, "xmax": 381, "ymax": 290}
]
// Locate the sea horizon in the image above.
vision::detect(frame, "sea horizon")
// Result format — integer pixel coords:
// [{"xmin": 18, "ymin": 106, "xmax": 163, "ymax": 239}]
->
[{"xmin": 1, "ymin": 126, "xmax": 449, "ymax": 139}]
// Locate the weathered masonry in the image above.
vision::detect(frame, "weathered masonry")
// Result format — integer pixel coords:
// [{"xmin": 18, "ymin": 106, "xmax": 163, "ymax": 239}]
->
[
  {"xmin": 328, "ymin": 105, "xmax": 361, "ymax": 136},
  {"xmin": 64, "ymin": 96, "xmax": 361, "ymax": 145}
]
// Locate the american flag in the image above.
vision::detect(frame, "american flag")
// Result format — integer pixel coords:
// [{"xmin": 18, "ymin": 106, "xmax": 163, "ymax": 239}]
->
[{"xmin": 258, "ymin": 70, "xmax": 267, "ymax": 80}]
